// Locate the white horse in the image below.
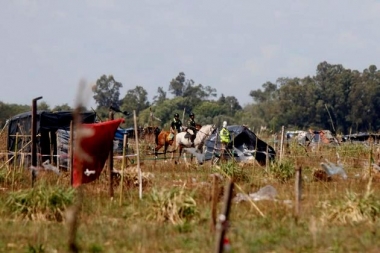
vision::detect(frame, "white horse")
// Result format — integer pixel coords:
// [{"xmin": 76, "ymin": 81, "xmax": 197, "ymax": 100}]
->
[{"xmin": 174, "ymin": 124, "xmax": 216, "ymax": 164}]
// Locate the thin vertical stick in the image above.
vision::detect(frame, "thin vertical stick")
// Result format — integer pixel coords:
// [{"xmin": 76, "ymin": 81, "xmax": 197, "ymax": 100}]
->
[
  {"xmin": 67, "ymin": 185, "xmax": 83, "ymax": 253},
  {"xmin": 49, "ymin": 131, "xmax": 53, "ymax": 164},
  {"xmin": 70, "ymin": 121, "xmax": 74, "ymax": 186},
  {"xmin": 108, "ymin": 110, "xmax": 114, "ymax": 198},
  {"xmin": 119, "ymin": 133, "xmax": 127, "ymax": 206},
  {"xmin": 56, "ymin": 131, "xmax": 60, "ymax": 170},
  {"xmin": 279, "ymin": 126, "xmax": 285, "ymax": 163},
  {"xmin": 294, "ymin": 166, "xmax": 302, "ymax": 223},
  {"xmin": 12, "ymin": 132, "xmax": 18, "ymax": 191},
  {"xmin": 181, "ymin": 108, "xmax": 186, "ymax": 125},
  {"xmin": 31, "ymin": 96, "xmax": 42, "ymax": 187},
  {"xmin": 265, "ymin": 144, "xmax": 269, "ymax": 172},
  {"xmin": 214, "ymin": 180, "xmax": 234, "ymax": 253},
  {"xmin": 210, "ymin": 174, "xmax": 219, "ymax": 232},
  {"xmin": 133, "ymin": 110, "xmax": 142, "ymax": 199}
]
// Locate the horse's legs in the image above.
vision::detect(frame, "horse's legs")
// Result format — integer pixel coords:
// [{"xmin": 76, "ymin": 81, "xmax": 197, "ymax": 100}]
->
[
  {"xmin": 155, "ymin": 144, "xmax": 162, "ymax": 159},
  {"xmin": 163, "ymin": 143, "xmax": 169, "ymax": 160},
  {"xmin": 176, "ymin": 146, "xmax": 183, "ymax": 164}
]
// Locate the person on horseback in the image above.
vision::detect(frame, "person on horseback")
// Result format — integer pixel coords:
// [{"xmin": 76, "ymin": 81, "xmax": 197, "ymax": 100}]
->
[
  {"xmin": 170, "ymin": 113, "xmax": 182, "ymax": 135},
  {"xmin": 187, "ymin": 112, "xmax": 197, "ymax": 147}
]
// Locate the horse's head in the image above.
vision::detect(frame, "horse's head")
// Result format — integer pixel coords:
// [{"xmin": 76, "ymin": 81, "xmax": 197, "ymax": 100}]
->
[
  {"xmin": 154, "ymin": 126, "xmax": 161, "ymax": 136},
  {"xmin": 199, "ymin": 124, "xmax": 216, "ymax": 136}
]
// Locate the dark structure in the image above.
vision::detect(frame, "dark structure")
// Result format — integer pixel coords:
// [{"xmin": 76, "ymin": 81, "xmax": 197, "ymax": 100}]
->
[
  {"xmin": 7, "ymin": 110, "xmax": 96, "ymax": 165},
  {"xmin": 204, "ymin": 125, "xmax": 276, "ymax": 165}
]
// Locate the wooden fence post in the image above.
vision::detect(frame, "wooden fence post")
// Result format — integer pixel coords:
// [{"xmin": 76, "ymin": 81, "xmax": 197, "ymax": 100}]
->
[
  {"xmin": 294, "ymin": 166, "xmax": 302, "ymax": 223},
  {"xmin": 210, "ymin": 174, "xmax": 220, "ymax": 232},
  {"xmin": 214, "ymin": 180, "xmax": 234, "ymax": 253},
  {"xmin": 108, "ymin": 110, "xmax": 114, "ymax": 198}
]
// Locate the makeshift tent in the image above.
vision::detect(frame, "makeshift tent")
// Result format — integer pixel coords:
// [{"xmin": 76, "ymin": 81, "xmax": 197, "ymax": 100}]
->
[
  {"xmin": 7, "ymin": 110, "xmax": 96, "ymax": 165},
  {"xmin": 204, "ymin": 125, "xmax": 276, "ymax": 165},
  {"xmin": 294, "ymin": 130, "xmax": 339, "ymax": 146},
  {"xmin": 342, "ymin": 132, "xmax": 380, "ymax": 143}
]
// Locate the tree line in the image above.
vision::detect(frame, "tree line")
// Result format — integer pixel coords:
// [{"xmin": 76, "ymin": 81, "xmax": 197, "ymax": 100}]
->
[{"xmin": 1, "ymin": 61, "xmax": 380, "ymax": 134}]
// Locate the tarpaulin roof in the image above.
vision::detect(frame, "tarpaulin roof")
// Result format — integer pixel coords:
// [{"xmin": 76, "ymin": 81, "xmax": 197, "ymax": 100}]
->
[
  {"xmin": 7, "ymin": 110, "xmax": 96, "ymax": 163},
  {"xmin": 204, "ymin": 125, "xmax": 276, "ymax": 165}
]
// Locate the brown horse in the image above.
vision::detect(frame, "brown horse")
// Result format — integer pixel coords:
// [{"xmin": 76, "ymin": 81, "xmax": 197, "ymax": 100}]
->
[{"xmin": 153, "ymin": 127, "xmax": 175, "ymax": 159}]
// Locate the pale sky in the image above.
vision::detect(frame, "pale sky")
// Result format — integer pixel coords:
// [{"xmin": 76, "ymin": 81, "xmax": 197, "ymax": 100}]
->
[{"xmin": 1, "ymin": 0, "xmax": 380, "ymax": 108}]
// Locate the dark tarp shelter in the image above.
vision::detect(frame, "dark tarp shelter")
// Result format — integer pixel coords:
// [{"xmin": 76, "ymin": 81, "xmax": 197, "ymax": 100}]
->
[
  {"xmin": 204, "ymin": 125, "xmax": 276, "ymax": 165},
  {"xmin": 7, "ymin": 110, "xmax": 96, "ymax": 165},
  {"xmin": 342, "ymin": 132, "xmax": 380, "ymax": 143}
]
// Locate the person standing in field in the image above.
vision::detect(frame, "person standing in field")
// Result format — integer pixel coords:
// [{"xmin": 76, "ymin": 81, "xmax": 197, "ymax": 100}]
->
[{"xmin": 219, "ymin": 121, "xmax": 230, "ymax": 160}]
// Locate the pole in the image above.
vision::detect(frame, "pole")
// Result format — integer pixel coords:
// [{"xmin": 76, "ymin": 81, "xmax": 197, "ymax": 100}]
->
[
  {"xmin": 214, "ymin": 180, "xmax": 234, "ymax": 253},
  {"xmin": 133, "ymin": 110, "xmax": 142, "ymax": 199},
  {"xmin": 210, "ymin": 174, "xmax": 219, "ymax": 232},
  {"xmin": 108, "ymin": 109, "xmax": 114, "ymax": 198},
  {"xmin": 70, "ymin": 121, "xmax": 74, "ymax": 186},
  {"xmin": 119, "ymin": 132, "xmax": 127, "ymax": 206},
  {"xmin": 182, "ymin": 108, "xmax": 186, "ymax": 125},
  {"xmin": 294, "ymin": 166, "xmax": 302, "ymax": 223},
  {"xmin": 31, "ymin": 96, "xmax": 43, "ymax": 187},
  {"xmin": 279, "ymin": 126, "xmax": 285, "ymax": 163}
]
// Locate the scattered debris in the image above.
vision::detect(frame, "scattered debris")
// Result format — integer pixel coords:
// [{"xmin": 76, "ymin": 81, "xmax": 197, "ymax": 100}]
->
[
  {"xmin": 112, "ymin": 166, "xmax": 154, "ymax": 187},
  {"xmin": 42, "ymin": 160, "xmax": 60, "ymax": 175},
  {"xmin": 320, "ymin": 159, "xmax": 347, "ymax": 180},
  {"xmin": 183, "ymin": 147, "xmax": 206, "ymax": 164},
  {"xmin": 234, "ymin": 185, "xmax": 277, "ymax": 203}
]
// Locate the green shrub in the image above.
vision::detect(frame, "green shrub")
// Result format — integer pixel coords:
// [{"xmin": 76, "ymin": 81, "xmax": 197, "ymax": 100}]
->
[
  {"xmin": 268, "ymin": 159, "xmax": 295, "ymax": 183},
  {"xmin": 147, "ymin": 187, "xmax": 198, "ymax": 225},
  {"xmin": 212, "ymin": 162, "xmax": 250, "ymax": 182},
  {"xmin": 319, "ymin": 190, "xmax": 380, "ymax": 225},
  {"xmin": 5, "ymin": 184, "xmax": 75, "ymax": 221}
]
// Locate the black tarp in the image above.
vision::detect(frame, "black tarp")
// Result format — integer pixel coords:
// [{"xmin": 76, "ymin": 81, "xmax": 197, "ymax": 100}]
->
[
  {"xmin": 7, "ymin": 110, "xmax": 96, "ymax": 165},
  {"xmin": 204, "ymin": 125, "xmax": 276, "ymax": 165},
  {"xmin": 342, "ymin": 132, "xmax": 380, "ymax": 143}
]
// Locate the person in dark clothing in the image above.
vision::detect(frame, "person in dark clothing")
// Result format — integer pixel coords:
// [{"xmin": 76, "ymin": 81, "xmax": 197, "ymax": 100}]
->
[
  {"xmin": 187, "ymin": 112, "xmax": 197, "ymax": 147},
  {"xmin": 170, "ymin": 113, "xmax": 182, "ymax": 135}
]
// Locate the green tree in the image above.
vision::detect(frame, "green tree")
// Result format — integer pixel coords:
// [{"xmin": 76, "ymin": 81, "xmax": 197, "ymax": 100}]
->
[
  {"xmin": 52, "ymin": 103, "xmax": 72, "ymax": 112},
  {"xmin": 169, "ymin": 72, "xmax": 185, "ymax": 97},
  {"xmin": 93, "ymin": 75, "xmax": 123, "ymax": 109},
  {"xmin": 120, "ymin": 86, "xmax": 150, "ymax": 126},
  {"xmin": 0, "ymin": 102, "xmax": 30, "ymax": 128},
  {"xmin": 152, "ymin": 86, "xmax": 167, "ymax": 105}
]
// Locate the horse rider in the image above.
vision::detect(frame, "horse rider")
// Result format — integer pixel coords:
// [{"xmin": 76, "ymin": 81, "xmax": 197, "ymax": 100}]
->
[
  {"xmin": 187, "ymin": 112, "xmax": 197, "ymax": 147},
  {"xmin": 219, "ymin": 121, "xmax": 231, "ymax": 159},
  {"xmin": 170, "ymin": 113, "xmax": 182, "ymax": 139}
]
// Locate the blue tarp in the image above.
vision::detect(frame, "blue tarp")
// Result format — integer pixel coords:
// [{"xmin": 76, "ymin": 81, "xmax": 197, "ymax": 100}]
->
[{"xmin": 114, "ymin": 127, "xmax": 135, "ymax": 140}]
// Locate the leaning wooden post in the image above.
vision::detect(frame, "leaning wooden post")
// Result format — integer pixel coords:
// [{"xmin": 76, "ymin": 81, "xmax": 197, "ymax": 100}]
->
[
  {"xmin": 108, "ymin": 109, "xmax": 114, "ymax": 198},
  {"xmin": 214, "ymin": 180, "xmax": 234, "ymax": 253},
  {"xmin": 133, "ymin": 110, "xmax": 142, "ymax": 199},
  {"xmin": 279, "ymin": 126, "xmax": 285, "ymax": 163},
  {"xmin": 69, "ymin": 121, "xmax": 74, "ymax": 186},
  {"xmin": 210, "ymin": 174, "xmax": 220, "ymax": 232},
  {"xmin": 12, "ymin": 132, "xmax": 19, "ymax": 191},
  {"xmin": 31, "ymin": 96, "xmax": 43, "ymax": 187},
  {"xmin": 119, "ymin": 132, "xmax": 127, "ymax": 206},
  {"xmin": 294, "ymin": 166, "xmax": 302, "ymax": 223}
]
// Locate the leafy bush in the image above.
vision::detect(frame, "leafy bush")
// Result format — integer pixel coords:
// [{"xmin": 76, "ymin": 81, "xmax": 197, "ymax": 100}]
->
[
  {"xmin": 319, "ymin": 190, "xmax": 380, "ymax": 225},
  {"xmin": 212, "ymin": 162, "xmax": 250, "ymax": 182},
  {"xmin": 147, "ymin": 186, "xmax": 198, "ymax": 225},
  {"xmin": 268, "ymin": 159, "xmax": 295, "ymax": 183},
  {"xmin": 6, "ymin": 184, "xmax": 75, "ymax": 221}
]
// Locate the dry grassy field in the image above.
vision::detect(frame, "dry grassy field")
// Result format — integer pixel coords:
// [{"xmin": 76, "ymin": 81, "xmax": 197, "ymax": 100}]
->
[{"xmin": 1, "ymin": 137, "xmax": 380, "ymax": 252}]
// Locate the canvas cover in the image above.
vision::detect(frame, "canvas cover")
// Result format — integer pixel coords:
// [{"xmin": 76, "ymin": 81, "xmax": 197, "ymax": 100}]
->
[
  {"xmin": 204, "ymin": 125, "xmax": 276, "ymax": 165},
  {"xmin": 7, "ymin": 111, "xmax": 96, "ymax": 165}
]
